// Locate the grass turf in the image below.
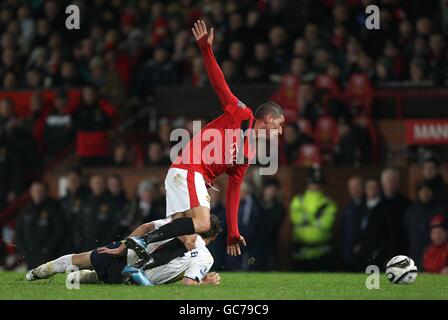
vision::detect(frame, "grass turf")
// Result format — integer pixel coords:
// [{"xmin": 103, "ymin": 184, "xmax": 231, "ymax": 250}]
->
[{"xmin": 0, "ymin": 271, "xmax": 447, "ymax": 300}]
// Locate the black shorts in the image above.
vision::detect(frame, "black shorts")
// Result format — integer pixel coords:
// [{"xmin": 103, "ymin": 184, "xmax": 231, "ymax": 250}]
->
[{"xmin": 90, "ymin": 241, "xmax": 127, "ymax": 284}]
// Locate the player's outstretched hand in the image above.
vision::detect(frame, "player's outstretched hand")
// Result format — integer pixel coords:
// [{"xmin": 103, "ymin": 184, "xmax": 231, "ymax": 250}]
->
[
  {"xmin": 227, "ymin": 236, "xmax": 246, "ymax": 256},
  {"xmin": 192, "ymin": 19, "xmax": 214, "ymax": 46},
  {"xmin": 203, "ymin": 272, "xmax": 220, "ymax": 285},
  {"xmin": 97, "ymin": 243, "xmax": 126, "ymax": 256}
]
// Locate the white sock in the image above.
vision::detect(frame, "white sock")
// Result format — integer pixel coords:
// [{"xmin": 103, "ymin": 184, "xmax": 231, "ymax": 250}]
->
[{"xmin": 53, "ymin": 254, "xmax": 74, "ymax": 273}]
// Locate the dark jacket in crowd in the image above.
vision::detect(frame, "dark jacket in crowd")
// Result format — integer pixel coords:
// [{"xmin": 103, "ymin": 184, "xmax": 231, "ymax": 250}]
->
[
  {"xmin": 0, "ymin": 123, "xmax": 41, "ymax": 208},
  {"xmin": 404, "ymin": 201, "xmax": 447, "ymax": 268},
  {"xmin": 108, "ymin": 191, "xmax": 130, "ymax": 239},
  {"xmin": 16, "ymin": 199, "xmax": 65, "ymax": 269},
  {"xmin": 281, "ymin": 133, "xmax": 314, "ymax": 164},
  {"xmin": 43, "ymin": 110, "xmax": 75, "ymax": 157},
  {"xmin": 127, "ymin": 197, "xmax": 166, "ymax": 229},
  {"xmin": 59, "ymin": 186, "xmax": 90, "ymax": 253},
  {"xmin": 334, "ymin": 125, "xmax": 372, "ymax": 165},
  {"xmin": 225, "ymin": 195, "xmax": 260, "ymax": 271},
  {"xmin": 353, "ymin": 199, "xmax": 390, "ymax": 270},
  {"xmin": 382, "ymin": 193, "xmax": 412, "ymax": 259},
  {"xmin": 71, "ymin": 100, "xmax": 115, "ymax": 159},
  {"xmin": 253, "ymin": 198, "xmax": 286, "ymax": 271},
  {"xmin": 339, "ymin": 198, "xmax": 364, "ymax": 271},
  {"xmin": 207, "ymin": 200, "xmax": 227, "ymax": 271},
  {"xmin": 80, "ymin": 193, "xmax": 121, "ymax": 250},
  {"xmin": 422, "ymin": 175, "xmax": 448, "ymax": 206}
]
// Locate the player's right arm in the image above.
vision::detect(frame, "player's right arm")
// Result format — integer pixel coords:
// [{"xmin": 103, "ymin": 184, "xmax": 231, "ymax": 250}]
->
[{"xmin": 192, "ymin": 20, "xmax": 238, "ymax": 111}]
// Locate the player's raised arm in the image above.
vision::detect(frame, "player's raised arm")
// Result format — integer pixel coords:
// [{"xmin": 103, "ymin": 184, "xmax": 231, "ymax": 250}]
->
[{"xmin": 192, "ymin": 20, "xmax": 238, "ymax": 110}]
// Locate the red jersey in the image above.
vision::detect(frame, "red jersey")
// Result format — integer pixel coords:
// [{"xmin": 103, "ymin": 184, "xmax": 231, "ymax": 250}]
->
[
  {"xmin": 171, "ymin": 36, "xmax": 255, "ymax": 244},
  {"xmin": 423, "ymin": 243, "xmax": 448, "ymax": 273}
]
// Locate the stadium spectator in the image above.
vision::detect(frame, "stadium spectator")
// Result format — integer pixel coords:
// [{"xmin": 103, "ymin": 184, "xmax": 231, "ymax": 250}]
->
[
  {"xmin": 381, "ymin": 168, "xmax": 412, "ymax": 260},
  {"xmin": 298, "ymin": 82, "xmax": 323, "ymax": 127},
  {"xmin": 112, "ymin": 142, "xmax": 130, "ymax": 167},
  {"xmin": 25, "ymin": 92, "xmax": 51, "ymax": 154},
  {"xmin": 43, "ymin": 90, "xmax": 75, "ymax": 158},
  {"xmin": 145, "ymin": 140, "xmax": 171, "ymax": 166},
  {"xmin": 290, "ymin": 166, "xmax": 337, "ymax": 271},
  {"xmin": 279, "ymin": 123, "xmax": 314, "ymax": 164},
  {"xmin": 59, "ymin": 168, "xmax": 90, "ymax": 253},
  {"xmin": 133, "ymin": 45, "xmax": 180, "ymax": 99},
  {"xmin": 16, "ymin": 181, "xmax": 65, "ymax": 269},
  {"xmin": 0, "ymin": 98, "xmax": 41, "ymax": 203},
  {"xmin": 207, "ymin": 182, "xmax": 227, "ymax": 271},
  {"xmin": 89, "ymin": 56, "xmax": 127, "ymax": 111},
  {"xmin": 106, "ymin": 174, "xmax": 129, "ymax": 239},
  {"xmin": 422, "ymin": 215, "xmax": 448, "ymax": 274},
  {"xmin": 352, "ymin": 178, "xmax": 389, "ymax": 270},
  {"xmin": 333, "ymin": 116, "xmax": 372, "ymax": 165},
  {"xmin": 339, "ymin": 176, "xmax": 365, "ymax": 271},
  {"xmin": 127, "ymin": 179, "xmax": 165, "ymax": 230},
  {"xmin": 225, "ymin": 182, "xmax": 260, "ymax": 271},
  {"xmin": 254, "ymin": 178, "xmax": 286, "ymax": 271},
  {"xmin": 80, "ymin": 175, "xmax": 121, "ymax": 250},
  {"xmin": 404, "ymin": 182, "xmax": 447, "ymax": 268},
  {"xmin": 419, "ymin": 156, "xmax": 448, "ymax": 206},
  {"xmin": 70, "ymin": 85, "xmax": 116, "ymax": 167}
]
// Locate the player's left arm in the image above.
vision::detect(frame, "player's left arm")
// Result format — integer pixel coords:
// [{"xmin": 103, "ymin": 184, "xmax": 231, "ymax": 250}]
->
[{"xmin": 225, "ymin": 165, "xmax": 249, "ymax": 256}]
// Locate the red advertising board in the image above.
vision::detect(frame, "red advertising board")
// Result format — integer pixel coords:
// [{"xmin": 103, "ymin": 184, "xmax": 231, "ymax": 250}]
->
[{"xmin": 405, "ymin": 119, "xmax": 448, "ymax": 145}]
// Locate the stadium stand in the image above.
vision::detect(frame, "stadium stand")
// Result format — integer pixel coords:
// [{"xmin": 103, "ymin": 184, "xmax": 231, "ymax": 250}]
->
[{"xmin": 0, "ymin": 0, "xmax": 447, "ymax": 273}]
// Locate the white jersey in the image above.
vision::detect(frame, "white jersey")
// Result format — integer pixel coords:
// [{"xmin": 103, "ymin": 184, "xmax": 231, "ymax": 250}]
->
[{"xmin": 126, "ymin": 219, "xmax": 214, "ymax": 285}]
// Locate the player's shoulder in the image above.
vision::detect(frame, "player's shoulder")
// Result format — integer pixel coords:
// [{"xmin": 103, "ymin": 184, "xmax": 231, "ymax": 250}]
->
[{"xmin": 225, "ymin": 99, "xmax": 253, "ymax": 119}]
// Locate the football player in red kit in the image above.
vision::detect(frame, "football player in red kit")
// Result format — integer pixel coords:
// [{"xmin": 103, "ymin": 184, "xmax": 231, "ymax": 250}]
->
[{"xmin": 122, "ymin": 20, "xmax": 284, "ymax": 271}]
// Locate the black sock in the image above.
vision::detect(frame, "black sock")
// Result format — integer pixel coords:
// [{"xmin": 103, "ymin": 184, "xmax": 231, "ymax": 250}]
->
[
  {"xmin": 142, "ymin": 238, "xmax": 189, "ymax": 270},
  {"xmin": 142, "ymin": 217, "xmax": 195, "ymax": 244}
]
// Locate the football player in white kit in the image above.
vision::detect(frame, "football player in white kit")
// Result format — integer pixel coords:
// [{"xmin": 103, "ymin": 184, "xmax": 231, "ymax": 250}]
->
[{"xmin": 25, "ymin": 215, "xmax": 222, "ymax": 286}]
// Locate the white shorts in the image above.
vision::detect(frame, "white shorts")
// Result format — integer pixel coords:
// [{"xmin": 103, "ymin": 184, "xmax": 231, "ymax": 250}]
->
[{"xmin": 164, "ymin": 168, "xmax": 210, "ymax": 217}]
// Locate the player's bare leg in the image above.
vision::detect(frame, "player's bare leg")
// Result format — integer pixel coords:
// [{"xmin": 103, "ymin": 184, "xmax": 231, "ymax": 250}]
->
[{"xmin": 26, "ymin": 251, "xmax": 92, "ymax": 281}]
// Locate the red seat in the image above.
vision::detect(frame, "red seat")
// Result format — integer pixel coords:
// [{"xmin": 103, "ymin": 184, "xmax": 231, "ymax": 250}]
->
[
  {"xmin": 270, "ymin": 74, "xmax": 300, "ymax": 122},
  {"xmin": 295, "ymin": 144, "xmax": 322, "ymax": 167}
]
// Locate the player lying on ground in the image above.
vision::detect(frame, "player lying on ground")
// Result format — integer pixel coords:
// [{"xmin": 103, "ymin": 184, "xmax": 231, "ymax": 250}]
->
[
  {"xmin": 124, "ymin": 20, "xmax": 284, "ymax": 267},
  {"xmin": 25, "ymin": 215, "xmax": 222, "ymax": 286}
]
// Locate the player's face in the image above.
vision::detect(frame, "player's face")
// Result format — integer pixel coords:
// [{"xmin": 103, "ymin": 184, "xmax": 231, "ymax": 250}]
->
[{"xmin": 258, "ymin": 114, "xmax": 285, "ymax": 138}]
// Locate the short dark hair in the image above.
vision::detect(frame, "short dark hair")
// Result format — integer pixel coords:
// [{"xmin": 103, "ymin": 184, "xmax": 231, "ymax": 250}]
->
[
  {"xmin": 198, "ymin": 214, "xmax": 222, "ymax": 239},
  {"xmin": 254, "ymin": 101, "xmax": 283, "ymax": 120}
]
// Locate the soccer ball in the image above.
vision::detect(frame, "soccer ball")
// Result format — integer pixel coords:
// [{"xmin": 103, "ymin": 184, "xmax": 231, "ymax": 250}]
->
[{"xmin": 385, "ymin": 255, "xmax": 418, "ymax": 284}]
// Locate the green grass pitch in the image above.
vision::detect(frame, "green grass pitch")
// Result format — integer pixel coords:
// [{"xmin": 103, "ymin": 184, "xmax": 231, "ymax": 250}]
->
[{"xmin": 0, "ymin": 272, "xmax": 447, "ymax": 300}]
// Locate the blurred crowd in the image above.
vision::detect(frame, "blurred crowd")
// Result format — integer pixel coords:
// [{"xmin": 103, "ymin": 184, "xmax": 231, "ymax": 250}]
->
[
  {"xmin": 0, "ymin": 0, "xmax": 448, "ymax": 273},
  {"xmin": 0, "ymin": 0, "xmax": 447, "ymax": 94},
  {"xmin": 1, "ymin": 156, "xmax": 447, "ymax": 274}
]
